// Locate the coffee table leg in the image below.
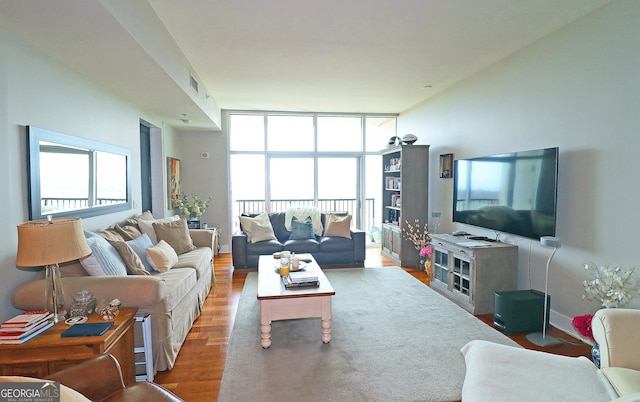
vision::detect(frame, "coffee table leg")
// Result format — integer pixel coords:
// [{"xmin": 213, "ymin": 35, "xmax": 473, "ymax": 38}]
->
[
  {"xmin": 260, "ymin": 301, "xmax": 272, "ymax": 348},
  {"xmin": 321, "ymin": 319, "xmax": 331, "ymax": 344},
  {"xmin": 260, "ymin": 322, "xmax": 272, "ymax": 349}
]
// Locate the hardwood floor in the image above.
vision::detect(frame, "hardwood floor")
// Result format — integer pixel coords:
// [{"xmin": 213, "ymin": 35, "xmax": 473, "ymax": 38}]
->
[{"xmin": 154, "ymin": 249, "xmax": 592, "ymax": 401}]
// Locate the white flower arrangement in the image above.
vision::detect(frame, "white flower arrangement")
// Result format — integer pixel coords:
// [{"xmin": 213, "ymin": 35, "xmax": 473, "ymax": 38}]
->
[{"xmin": 582, "ymin": 262, "xmax": 639, "ymax": 308}]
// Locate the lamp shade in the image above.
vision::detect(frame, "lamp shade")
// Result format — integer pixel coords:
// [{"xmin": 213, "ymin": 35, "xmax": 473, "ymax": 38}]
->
[{"xmin": 16, "ymin": 218, "xmax": 91, "ymax": 267}]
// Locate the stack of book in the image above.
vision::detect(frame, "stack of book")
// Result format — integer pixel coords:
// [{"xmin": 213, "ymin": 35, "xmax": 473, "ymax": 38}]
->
[
  {"xmin": 0, "ymin": 310, "xmax": 54, "ymax": 344},
  {"xmin": 283, "ymin": 271, "xmax": 319, "ymax": 288}
]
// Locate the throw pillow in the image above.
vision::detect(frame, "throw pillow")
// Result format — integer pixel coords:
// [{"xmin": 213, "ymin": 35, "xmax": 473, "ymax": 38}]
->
[
  {"xmin": 146, "ymin": 240, "xmax": 179, "ymax": 273},
  {"xmin": 126, "ymin": 233, "xmax": 155, "ymax": 272},
  {"xmin": 289, "ymin": 216, "xmax": 315, "ymax": 240},
  {"xmin": 250, "ymin": 219, "xmax": 277, "ymax": 243},
  {"xmin": 239, "ymin": 212, "xmax": 270, "ymax": 242},
  {"xmin": 114, "ymin": 224, "xmax": 142, "ymax": 241},
  {"xmin": 323, "ymin": 213, "xmax": 352, "ymax": 239},
  {"xmin": 109, "ymin": 241, "xmax": 150, "ymax": 276},
  {"xmin": 125, "ymin": 210, "xmax": 155, "ymax": 227},
  {"xmin": 95, "ymin": 226, "xmax": 125, "ymax": 242},
  {"xmin": 80, "ymin": 234, "xmax": 128, "ymax": 276},
  {"xmin": 138, "ymin": 215, "xmax": 180, "ymax": 244},
  {"xmin": 153, "ymin": 218, "xmax": 196, "ymax": 254}
]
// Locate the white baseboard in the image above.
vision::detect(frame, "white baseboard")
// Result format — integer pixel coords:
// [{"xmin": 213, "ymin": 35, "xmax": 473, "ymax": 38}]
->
[{"xmin": 549, "ymin": 309, "xmax": 594, "ymax": 346}]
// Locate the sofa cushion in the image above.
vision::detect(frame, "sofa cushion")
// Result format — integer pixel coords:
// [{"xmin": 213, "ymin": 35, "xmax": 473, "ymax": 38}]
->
[
  {"xmin": 602, "ymin": 367, "xmax": 640, "ymax": 397},
  {"xmin": 284, "ymin": 238, "xmax": 319, "ymax": 254},
  {"xmin": 109, "ymin": 240, "xmax": 151, "ymax": 276},
  {"xmin": 80, "ymin": 234, "xmax": 128, "ymax": 277},
  {"xmin": 138, "ymin": 215, "xmax": 180, "ymax": 244},
  {"xmin": 289, "ymin": 216, "xmax": 315, "ymax": 240},
  {"xmin": 460, "ymin": 340, "xmax": 617, "ymax": 402},
  {"xmin": 174, "ymin": 247, "xmax": 213, "ymax": 280},
  {"xmin": 323, "ymin": 213, "xmax": 352, "ymax": 239},
  {"xmin": 153, "ymin": 219, "xmax": 196, "ymax": 254},
  {"xmin": 318, "ymin": 236, "xmax": 353, "ymax": 252},
  {"xmin": 269, "ymin": 213, "xmax": 290, "ymax": 242},
  {"xmin": 126, "ymin": 233, "xmax": 155, "ymax": 272},
  {"xmin": 246, "ymin": 239, "xmax": 284, "ymax": 255},
  {"xmin": 146, "ymin": 240, "xmax": 179, "ymax": 273},
  {"xmin": 250, "ymin": 219, "xmax": 277, "ymax": 243}
]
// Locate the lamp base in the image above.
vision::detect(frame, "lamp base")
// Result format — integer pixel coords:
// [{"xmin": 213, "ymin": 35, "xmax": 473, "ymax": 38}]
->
[
  {"xmin": 45, "ymin": 264, "xmax": 66, "ymax": 323},
  {"xmin": 525, "ymin": 332, "xmax": 562, "ymax": 347}
]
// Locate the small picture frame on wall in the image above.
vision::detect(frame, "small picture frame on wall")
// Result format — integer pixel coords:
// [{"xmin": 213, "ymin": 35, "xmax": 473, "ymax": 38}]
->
[{"xmin": 440, "ymin": 153, "xmax": 453, "ymax": 178}]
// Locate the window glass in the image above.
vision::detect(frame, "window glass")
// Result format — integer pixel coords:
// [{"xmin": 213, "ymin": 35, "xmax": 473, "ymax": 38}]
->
[
  {"xmin": 267, "ymin": 115, "xmax": 314, "ymax": 151},
  {"xmin": 229, "ymin": 114, "xmax": 264, "ymax": 151},
  {"xmin": 365, "ymin": 117, "xmax": 397, "ymax": 152},
  {"xmin": 317, "ymin": 116, "xmax": 361, "ymax": 152},
  {"xmin": 230, "ymin": 154, "xmax": 265, "ymax": 218},
  {"xmin": 269, "ymin": 158, "xmax": 314, "ymax": 202}
]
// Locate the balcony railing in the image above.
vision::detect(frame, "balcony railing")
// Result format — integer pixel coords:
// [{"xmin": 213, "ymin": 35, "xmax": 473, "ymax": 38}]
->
[
  {"xmin": 41, "ymin": 197, "xmax": 126, "ymax": 213},
  {"xmin": 234, "ymin": 198, "xmax": 376, "ymax": 234}
]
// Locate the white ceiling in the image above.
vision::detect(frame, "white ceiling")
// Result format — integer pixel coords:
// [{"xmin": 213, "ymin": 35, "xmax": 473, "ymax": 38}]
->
[{"xmin": 0, "ymin": 0, "xmax": 612, "ymax": 128}]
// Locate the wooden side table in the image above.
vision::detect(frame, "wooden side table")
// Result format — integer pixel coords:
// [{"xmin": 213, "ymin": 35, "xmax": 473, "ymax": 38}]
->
[{"xmin": 0, "ymin": 307, "xmax": 137, "ymax": 385}]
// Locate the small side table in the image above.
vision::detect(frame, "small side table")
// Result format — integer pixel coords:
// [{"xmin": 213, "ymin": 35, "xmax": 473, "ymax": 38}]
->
[{"xmin": 0, "ymin": 307, "xmax": 137, "ymax": 385}]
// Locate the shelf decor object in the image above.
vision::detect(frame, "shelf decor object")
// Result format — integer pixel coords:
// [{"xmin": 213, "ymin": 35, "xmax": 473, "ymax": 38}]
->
[
  {"xmin": 526, "ymin": 236, "xmax": 562, "ymax": 347},
  {"xmin": 16, "ymin": 217, "xmax": 92, "ymax": 323},
  {"xmin": 439, "ymin": 153, "xmax": 453, "ymax": 178}
]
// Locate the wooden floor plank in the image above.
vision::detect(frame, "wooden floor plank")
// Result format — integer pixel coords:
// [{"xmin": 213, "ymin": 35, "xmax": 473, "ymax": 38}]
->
[{"xmin": 154, "ymin": 250, "xmax": 592, "ymax": 401}]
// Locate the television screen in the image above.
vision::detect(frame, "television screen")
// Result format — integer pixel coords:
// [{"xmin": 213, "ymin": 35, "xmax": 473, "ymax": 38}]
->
[{"xmin": 452, "ymin": 147, "xmax": 558, "ymax": 239}]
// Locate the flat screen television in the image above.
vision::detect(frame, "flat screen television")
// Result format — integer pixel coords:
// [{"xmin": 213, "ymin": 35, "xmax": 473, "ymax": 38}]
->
[{"xmin": 452, "ymin": 147, "xmax": 558, "ymax": 240}]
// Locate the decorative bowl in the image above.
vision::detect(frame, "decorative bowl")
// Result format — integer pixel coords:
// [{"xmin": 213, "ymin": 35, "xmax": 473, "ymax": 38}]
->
[{"xmin": 402, "ymin": 134, "xmax": 418, "ymax": 144}]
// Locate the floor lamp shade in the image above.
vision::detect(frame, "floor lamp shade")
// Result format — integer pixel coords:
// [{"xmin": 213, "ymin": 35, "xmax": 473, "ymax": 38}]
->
[{"xmin": 16, "ymin": 218, "xmax": 91, "ymax": 322}]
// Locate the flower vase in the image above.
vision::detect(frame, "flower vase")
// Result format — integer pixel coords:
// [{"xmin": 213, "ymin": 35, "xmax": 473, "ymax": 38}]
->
[
  {"xmin": 592, "ymin": 344, "xmax": 600, "ymax": 368},
  {"xmin": 425, "ymin": 259, "xmax": 432, "ymax": 285}
]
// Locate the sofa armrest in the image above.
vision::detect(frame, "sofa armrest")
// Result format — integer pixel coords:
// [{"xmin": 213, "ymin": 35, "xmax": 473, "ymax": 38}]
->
[
  {"xmin": 232, "ymin": 230, "xmax": 248, "ymax": 268},
  {"xmin": 46, "ymin": 354, "xmax": 125, "ymax": 400},
  {"xmin": 12, "ymin": 276, "xmax": 167, "ymax": 311},
  {"xmin": 189, "ymin": 229, "xmax": 214, "ymax": 249},
  {"xmin": 592, "ymin": 308, "xmax": 640, "ymax": 371},
  {"xmin": 350, "ymin": 228, "xmax": 366, "ymax": 263}
]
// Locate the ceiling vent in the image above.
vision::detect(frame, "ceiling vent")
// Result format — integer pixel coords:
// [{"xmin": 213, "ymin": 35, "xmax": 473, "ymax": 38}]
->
[{"xmin": 190, "ymin": 73, "xmax": 199, "ymax": 93}]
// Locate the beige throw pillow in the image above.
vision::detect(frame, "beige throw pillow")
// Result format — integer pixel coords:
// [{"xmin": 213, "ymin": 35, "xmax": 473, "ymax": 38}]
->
[
  {"xmin": 114, "ymin": 224, "xmax": 142, "ymax": 241},
  {"xmin": 146, "ymin": 240, "xmax": 179, "ymax": 272},
  {"xmin": 153, "ymin": 218, "xmax": 196, "ymax": 254},
  {"xmin": 250, "ymin": 219, "xmax": 277, "ymax": 243},
  {"xmin": 323, "ymin": 214, "xmax": 352, "ymax": 239},
  {"xmin": 138, "ymin": 215, "xmax": 180, "ymax": 244},
  {"xmin": 109, "ymin": 241, "xmax": 151, "ymax": 276},
  {"xmin": 239, "ymin": 212, "xmax": 270, "ymax": 242}
]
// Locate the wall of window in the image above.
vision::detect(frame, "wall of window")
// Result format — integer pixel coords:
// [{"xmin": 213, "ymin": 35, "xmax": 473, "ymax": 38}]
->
[{"xmin": 228, "ymin": 112, "xmax": 397, "ymax": 237}]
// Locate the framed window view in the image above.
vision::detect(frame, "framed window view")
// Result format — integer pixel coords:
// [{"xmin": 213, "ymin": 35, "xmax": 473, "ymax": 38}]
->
[{"xmin": 440, "ymin": 153, "xmax": 453, "ymax": 178}]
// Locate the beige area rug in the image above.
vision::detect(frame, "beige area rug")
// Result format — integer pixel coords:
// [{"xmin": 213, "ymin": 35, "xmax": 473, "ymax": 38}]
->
[{"xmin": 218, "ymin": 267, "xmax": 518, "ymax": 402}]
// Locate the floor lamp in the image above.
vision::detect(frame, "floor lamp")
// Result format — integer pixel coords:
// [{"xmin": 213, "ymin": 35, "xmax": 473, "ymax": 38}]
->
[
  {"xmin": 526, "ymin": 236, "xmax": 562, "ymax": 347},
  {"xmin": 16, "ymin": 217, "xmax": 91, "ymax": 323}
]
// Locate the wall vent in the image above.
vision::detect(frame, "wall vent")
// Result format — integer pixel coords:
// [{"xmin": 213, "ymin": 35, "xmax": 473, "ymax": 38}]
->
[{"xmin": 190, "ymin": 73, "xmax": 199, "ymax": 93}]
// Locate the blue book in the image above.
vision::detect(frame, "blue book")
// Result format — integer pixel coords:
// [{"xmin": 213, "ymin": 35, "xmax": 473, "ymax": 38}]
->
[{"xmin": 61, "ymin": 322, "xmax": 114, "ymax": 337}]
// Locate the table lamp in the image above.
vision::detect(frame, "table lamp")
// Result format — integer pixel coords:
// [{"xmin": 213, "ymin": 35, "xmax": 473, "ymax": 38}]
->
[{"xmin": 16, "ymin": 217, "xmax": 91, "ymax": 323}]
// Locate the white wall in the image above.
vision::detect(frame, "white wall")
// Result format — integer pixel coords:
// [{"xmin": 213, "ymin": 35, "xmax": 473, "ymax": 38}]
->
[
  {"xmin": 0, "ymin": 32, "xmax": 176, "ymax": 322},
  {"xmin": 398, "ymin": 0, "xmax": 640, "ymax": 335},
  {"xmin": 172, "ymin": 129, "xmax": 230, "ymax": 251}
]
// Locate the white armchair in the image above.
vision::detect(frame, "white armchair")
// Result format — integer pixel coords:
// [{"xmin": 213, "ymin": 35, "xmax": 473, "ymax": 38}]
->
[
  {"xmin": 459, "ymin": 308, "xmax": 640, "ymax": 402},
  {"xmin": 592, "ymin": 308, "xmax": 640, "ymax": 398}
]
